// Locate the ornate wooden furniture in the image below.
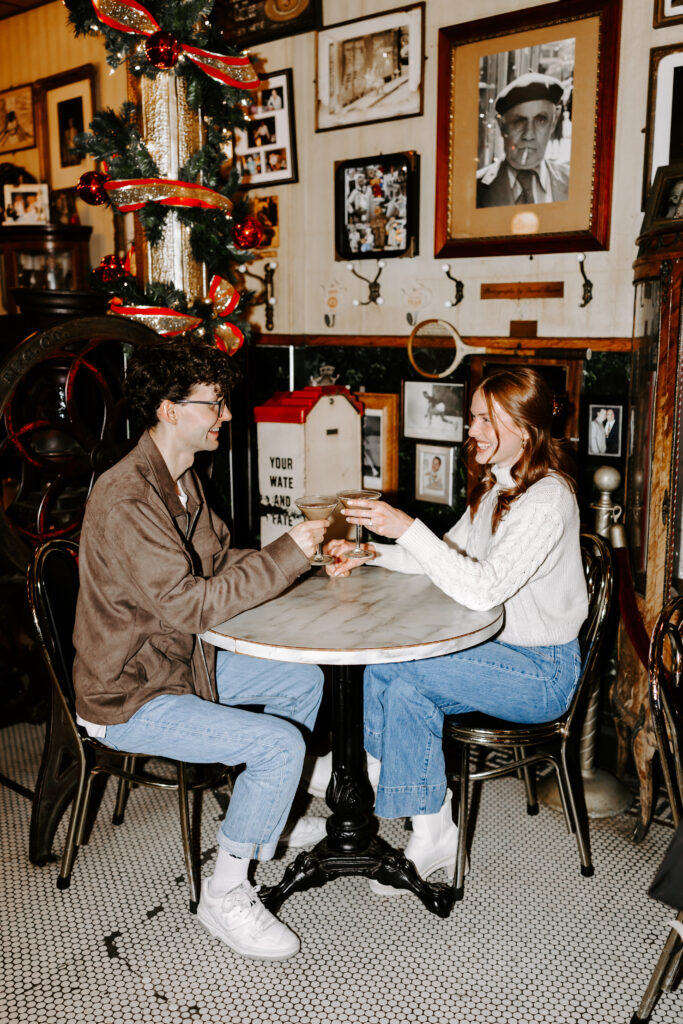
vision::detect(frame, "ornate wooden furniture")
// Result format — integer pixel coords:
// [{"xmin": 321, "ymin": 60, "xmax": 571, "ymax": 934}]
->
[{"xmin": 0, "ymin": 224, "xmax": 91, "ymax": 315}]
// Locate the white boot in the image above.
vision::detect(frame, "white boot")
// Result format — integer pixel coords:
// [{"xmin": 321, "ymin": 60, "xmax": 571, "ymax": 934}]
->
[
  {"xmin": 369, "ymin": 789, "xmax": 461, "ymax": 897},
  {"xmin": 306, "ymin": 751, "xmax": 381, "ymax": 799}
]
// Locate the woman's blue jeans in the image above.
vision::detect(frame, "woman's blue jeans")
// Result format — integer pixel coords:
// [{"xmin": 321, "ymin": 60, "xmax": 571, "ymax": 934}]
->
[
  {"xmin": 364, "ymin": 639, "xmax": 581, "ymax": 820},
  {"xmin": 99, "ymin": 651, "xmax": 324, "ymax": 860}
]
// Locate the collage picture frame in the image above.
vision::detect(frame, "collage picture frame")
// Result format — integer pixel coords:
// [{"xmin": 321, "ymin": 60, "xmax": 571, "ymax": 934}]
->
[
  {"xmin": 335, "ymin": 151, "xmax": 419, "ymax": 260},
  {"xmin": 235, "ymin": 69, "xmax": 298, "ymax": 188}
]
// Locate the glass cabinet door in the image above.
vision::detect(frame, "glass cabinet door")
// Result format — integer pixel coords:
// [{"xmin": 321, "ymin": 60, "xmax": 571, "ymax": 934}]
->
[{"xmin": 625, "ymin": 277, "xmax": 660, "ymax": 595}]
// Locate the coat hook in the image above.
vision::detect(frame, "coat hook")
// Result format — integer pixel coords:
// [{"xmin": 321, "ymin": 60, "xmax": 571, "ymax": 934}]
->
[
  {"xmin": 442, "ymin": 263, "xmax": 464, "ymax": 307},
  {"xmin": 577, "ymin": 253, "xmax": 593, "ymax": 307},
  {"xmin": 239, "ymin": 260, "xmax": 278, "ymax": 330},
  {"xmin": 347, "ymin": 260, "xmax": 385, "ymax": 306},
  {"xmin": 324, "ymin": 313, "xmax": 336, "ymax": 327},
  {"xmin": 406, "ymin": 312, "xmax": 417, "ymax": 326}
]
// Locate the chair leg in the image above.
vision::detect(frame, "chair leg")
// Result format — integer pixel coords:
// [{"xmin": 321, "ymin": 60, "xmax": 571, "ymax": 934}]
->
[
  {"xmin": 113, "ymin": 756, "xmax": 136, "ymax": 826},
  {"xmin": 57, "ymin": 766, "xmax": 90, "ymax": 890},
  {"xmin": 454, "ymin": 742, "xmax": 470, "ymax": 902},
  {"xmin": 177, "ymin": 763, "xmax": 200, "ymax": 915},
  {"xmin": 630, "ymin": 913, "xmax": 683, "ymax": 1023},
  {"xmin": 514, "ymin": 747, "xmax": 538, "ymax": 815},
  {"xmin": 559, "ymin": 746, "xmax": 593, "ymax": 877}
]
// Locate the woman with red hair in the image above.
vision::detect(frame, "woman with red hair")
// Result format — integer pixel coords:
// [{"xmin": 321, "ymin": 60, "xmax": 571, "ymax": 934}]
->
[{"xmin": 326, "ymin": 368, "xmax": 588, "ymax": 894}]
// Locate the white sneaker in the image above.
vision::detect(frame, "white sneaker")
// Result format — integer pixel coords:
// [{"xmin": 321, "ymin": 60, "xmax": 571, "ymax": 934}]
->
[
  {"xmin": 306, "ymin": 752, "xmax": 381, "ymax": 798},
  {"xmin": 197, "ymin": 880, "xmax": 299, "ymax": 960},
  {"xmin": 278, "ymin": 815, "xmax": 327, "ymax": 848}
]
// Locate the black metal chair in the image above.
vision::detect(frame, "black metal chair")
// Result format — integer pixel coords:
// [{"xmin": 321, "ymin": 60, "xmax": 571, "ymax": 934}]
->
[
  {"xmin": 444, "ymin": 532, "xmax": 613, "ymax": 900},
  {"xmin": 27, "ymin": 538, "xmax": 230, "ymax": 913},
  {"xmin": 631, "ymin": 596, "xmax": 683, "ymax": 1024}
]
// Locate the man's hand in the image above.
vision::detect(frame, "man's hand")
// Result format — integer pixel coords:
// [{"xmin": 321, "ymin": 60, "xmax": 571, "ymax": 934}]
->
[
  {"xmin": 325, "ymin": 538, "xmax": 376, "ymax": 577},
  {"xmin": 288, "ymin": 519, "xmax": 330, "ymax": 560}
]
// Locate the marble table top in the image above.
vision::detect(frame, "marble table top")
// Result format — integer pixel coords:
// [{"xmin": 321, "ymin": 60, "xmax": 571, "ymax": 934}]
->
[{"xmin": 201, "ymin": 566, "xmax": 503, "ymax": 665}]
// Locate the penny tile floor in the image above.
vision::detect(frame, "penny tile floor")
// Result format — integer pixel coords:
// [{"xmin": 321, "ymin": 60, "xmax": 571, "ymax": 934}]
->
[{"xmin": 1, "ymin": 721, "xmax": 680, "ymax": 1024}]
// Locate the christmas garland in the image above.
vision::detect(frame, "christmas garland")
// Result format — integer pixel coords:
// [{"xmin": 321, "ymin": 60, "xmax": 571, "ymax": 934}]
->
[{"xmin": 65, "ymin": 0, "xmax": 264, "ymax": 350}]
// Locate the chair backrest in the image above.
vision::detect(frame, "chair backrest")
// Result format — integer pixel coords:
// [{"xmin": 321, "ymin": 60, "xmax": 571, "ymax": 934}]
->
[
  {"xmin": 648, "ymin": 596, "xmax": 683, "ymax": 827},
  {"xmin": 564, "ymin": 532, "xmax": 614, "ymax": 729},
  {"xmin": 27, "ymin": 539, "xmax": 81, "ymax": 719}
]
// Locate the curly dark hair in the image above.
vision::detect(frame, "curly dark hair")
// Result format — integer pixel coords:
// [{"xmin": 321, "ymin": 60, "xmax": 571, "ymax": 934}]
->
[{"xmin": 125, "ymin": 342, "xmax": 240, "ymax": 428}]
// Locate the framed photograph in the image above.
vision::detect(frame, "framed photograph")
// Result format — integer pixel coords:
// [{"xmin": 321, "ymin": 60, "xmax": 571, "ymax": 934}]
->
[
  {"xmin": 252, "ymin": 195, "xmax": 279, "ymax": 249},
  {"xmin": 0, "ymin": 84, "xmax": 35, "ymax": 156},
  {"xmin": 654, "ymin": 0, "xmax": 683, "ymax": 28},
  {"xmin": 235, "ymin": 69, "xmax": 298, "ymax": 188},
  {"xmin": 335, "ymin": 152, "xmax": 419, "ymax": 260},
  {"xmin": 39, "ymin": 65, "xmax": 95, "ymax": 191},
  {"xmin": 434, "ymin": 0, "xmax": 621, "ymax": 258},
  {"xmin": 587, "ymin": 402, "xmax": 623, "ymax": 458},
  {"xmin": 403, "ymin": 381, "xmax": 466, "ymax": 444},
  {"xmin": 50, "ymin": 187, "xmax": 79, "ymax": 225},
  {"xmin": 316, "ymin": 3, "xmax": 425, "ymax": 132},
  {"xmin": 641, "ymin": 162, "xmax": 683, "ymax": 233},
  {"xmin": 415, "ymin": 444, "xmax": 455, "ymax": 506},
  {"xmin": 642, "ymin": 44, "xmax": 683, "ymax": 210},
  {"xmin": 213, "ymin": 0, "xmax": 321, "ymax": 49},
  {"xmin": 2, "ymin": 184, "xmax": 49, "ymax": 226},
  {"xmin": 360, "ymin": 393, "xmax": 399, "ymax": 493}
]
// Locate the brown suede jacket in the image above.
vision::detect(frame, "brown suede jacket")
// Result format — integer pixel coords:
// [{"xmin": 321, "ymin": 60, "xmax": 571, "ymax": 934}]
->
[{"xmin": 73, "ymin": 430, "xmax": 310, "ymax": 725}]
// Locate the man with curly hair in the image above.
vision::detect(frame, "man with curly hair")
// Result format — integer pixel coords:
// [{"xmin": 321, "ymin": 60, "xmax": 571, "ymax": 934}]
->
[{"xmin": 73, "ymin": 342, "xmax": 328, "ymax": 961}]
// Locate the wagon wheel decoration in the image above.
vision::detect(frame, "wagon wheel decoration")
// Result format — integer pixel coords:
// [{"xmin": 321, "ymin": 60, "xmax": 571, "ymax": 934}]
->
[{"xmin": 0, "ymin": 316, "xmax": 160, "ymax": 571}]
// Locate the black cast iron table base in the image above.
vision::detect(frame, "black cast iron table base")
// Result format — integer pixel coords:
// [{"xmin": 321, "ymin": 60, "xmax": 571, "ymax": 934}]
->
[{"xmin": 260, "ymin": 665, "xmax": 455, "ymax": 919}]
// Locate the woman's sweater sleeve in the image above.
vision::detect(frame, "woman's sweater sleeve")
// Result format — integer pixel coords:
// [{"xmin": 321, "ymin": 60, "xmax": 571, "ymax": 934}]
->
[
  {"xmin": 396, "ymin": 499, "xmax": 566, "ymax": 609},
  {"xmin": 371, "ymin": 506, "xmax": 472, "ymax": 574}
]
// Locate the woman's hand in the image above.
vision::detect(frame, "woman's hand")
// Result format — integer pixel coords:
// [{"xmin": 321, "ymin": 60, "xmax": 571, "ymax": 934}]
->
[
  {"xmin": 339, "ymin": 498, "xmax": 413, "ymax": 540},
  {"xmin": 324, "ymin": 538, "xmax": 376, "ymax": 577},
  {"xmin": 288, "ymin": 519, "xmax": 329, "ymax": 560}
]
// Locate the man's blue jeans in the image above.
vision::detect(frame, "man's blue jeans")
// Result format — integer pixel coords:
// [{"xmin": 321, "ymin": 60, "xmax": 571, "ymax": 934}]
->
[
  {"xmin": 100, "ymin": 651, "xmax": 324, "ymax": 860},
  {"xmin": 364, "ymin": 639, "xmax": 581, "ymax": 820}
]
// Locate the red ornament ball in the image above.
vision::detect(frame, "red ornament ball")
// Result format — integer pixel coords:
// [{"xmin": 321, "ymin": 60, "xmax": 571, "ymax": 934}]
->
[
  {"xmin": 145, "ymin": 31, "xmax": 181, "ymax": 69},
  {"xmin": 95, "ymin": 254, "xmax": 125, "ymax": 284},
  {"xmin": 233, "ymin": 215, "xmax": 264, "ymax": 250},
  {"xmin": 76, "ymin": 171, "xmax": 109, "ymax": 206}
]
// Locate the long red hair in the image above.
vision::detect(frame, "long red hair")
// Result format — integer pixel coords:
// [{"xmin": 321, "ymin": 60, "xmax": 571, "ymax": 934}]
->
[{"xmin": 467, "ymin": 368, "xmax": 577, "ymax": 533}]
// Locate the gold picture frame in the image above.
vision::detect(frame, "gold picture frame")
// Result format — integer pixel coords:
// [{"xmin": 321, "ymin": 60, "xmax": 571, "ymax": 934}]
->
[
  {"xmin": 360, "ymin": 393, "xmax": 399, "ymax": 495},
  {"xmin": 0, "ymin": 83, "xmax": 35, "ymax": 156},
  {"xmin": 434, "ymin": 0, "xmax": 621, "ymax": 258}
]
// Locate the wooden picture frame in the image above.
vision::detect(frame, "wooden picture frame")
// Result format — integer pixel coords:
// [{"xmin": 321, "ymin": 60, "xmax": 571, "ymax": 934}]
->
[
  {"xmin": 641, "ymin": 161, "xmax": 683, "ymax": 233},
  {"xmin": 235, "ymin": 69, "xmax": 298, "ymax": 188},
  {"xmin": 403, "ymin": 381, "xmax": 465, "ymax": 444},
  {"xmin": 360, "ymin": 393, "xmax": 399, "ymax": 494},
  {"xmin": 415, "ymin": 443, "xmax": 455, "ymax": 506},
  {"xmin": 316, "ymin": 3, "xmax": 425, "ymax": 132},
  {"xmin": 0, "ymin": 84, "xmax": 35, "ymax": 156},
  {"xmin": 213, "ymin": 0, "xmax": 322, "ymax": 49},
  {"xmin": 642, "ymin": 44, "xmax": 683, "ymax": 210},
  {"xmin": 334, "ymin": 152, "xmax": 419, "ymax": 260},
  {"xmin": 434, "ymin": 0, "xmax": 621, "ymax": 258},
  {"xmin": 37, "ymin": 65, "xmax": 95, "ymax": 191},
  {"xmin": 653, "ymin": 0, "xmax": 683, "ymax": 28}
]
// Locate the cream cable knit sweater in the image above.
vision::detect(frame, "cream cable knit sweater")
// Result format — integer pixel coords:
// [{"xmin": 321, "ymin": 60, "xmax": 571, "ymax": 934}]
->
[{"xmin": 371, "ymin": 466, "xmax": 588, "ymax": 647}]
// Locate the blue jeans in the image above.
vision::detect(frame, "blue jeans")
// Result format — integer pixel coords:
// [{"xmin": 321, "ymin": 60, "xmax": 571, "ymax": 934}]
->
[
  {"xmin": 364, "ymin": 639, "xmax": 581, "ymax": 819},
  {"xmin": 100, "ymin": 651, "xmax": 324, "ymax": 860}
]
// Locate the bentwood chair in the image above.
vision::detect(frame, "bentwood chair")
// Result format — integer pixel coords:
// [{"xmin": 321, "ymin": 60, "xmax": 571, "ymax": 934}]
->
[
  {"xmin": 631, "ymin": 596, "xmax": 683, "ymax": 1024},
  {"xmin": 444, "ymin": 532, "xmax": 613, "ymax": 900},
  {"xmin": 28, "ymin": 539, "xmax": 230, "ymax": 913}
]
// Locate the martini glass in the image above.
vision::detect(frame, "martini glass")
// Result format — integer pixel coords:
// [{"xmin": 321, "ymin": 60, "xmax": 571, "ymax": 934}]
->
[
  {"xmin": 294, "ymin": 495, "xmax": 338, "ymax": 565},
  {"xmin": 336, "ymin": 489, "xmax": 382, "ymax": 559}
]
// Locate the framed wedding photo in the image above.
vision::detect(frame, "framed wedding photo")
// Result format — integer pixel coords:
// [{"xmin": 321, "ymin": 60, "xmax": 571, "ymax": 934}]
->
[
  {"xmin": 316, "ymin": 3, "xmax": 425, "ymax": 132},
  {"xmin": 403, "ymin": 381, "xmax": 465, "ymax": 444},
  {"xmin": 335, "ymin": 152, "xmax": 419, "ymax": 260},
  {"xmin": 235, "ymin": 69, "xmax": 298, "ymax": 188},
  {"xmin": 360, "ymin": 393, "xmax": 399, "ymax": 494},
  {"xmin": 415, "ymin": 443, "xmax": 455, "ymax": 506},
  {"xmin": 434, "ymin": 0, "xmax": 621, "ymax": 258}
]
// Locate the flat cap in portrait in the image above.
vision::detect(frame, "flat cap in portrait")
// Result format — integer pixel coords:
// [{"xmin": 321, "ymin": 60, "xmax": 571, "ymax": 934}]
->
[{"xmin": 494, "ymin": 72, "xmax": 564, "ymax": 116}]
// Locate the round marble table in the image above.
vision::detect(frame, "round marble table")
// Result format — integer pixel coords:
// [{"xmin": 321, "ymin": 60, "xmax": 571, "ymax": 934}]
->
[{"xmin": 201, "ymin": 566, "xmax": 503, "ymax": 918}]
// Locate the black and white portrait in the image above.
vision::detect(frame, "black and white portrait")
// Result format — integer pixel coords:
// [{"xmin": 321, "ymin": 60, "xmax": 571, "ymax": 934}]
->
[
  {"xmin": 362, "ymin": 409, "xmax": 382, "ymax": 488},
  {"xmin": 403, "ymin": 381, "xmax": 465, "ymax": 444},
  {"xmin": 476, "ymin": 37, "xmax": 575, "ymax": 209}
]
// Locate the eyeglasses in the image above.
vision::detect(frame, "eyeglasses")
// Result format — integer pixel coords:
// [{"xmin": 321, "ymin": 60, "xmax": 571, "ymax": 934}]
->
[{"xmin": 175, "ymin": 398, "xmax": 226, "ymax": 417}]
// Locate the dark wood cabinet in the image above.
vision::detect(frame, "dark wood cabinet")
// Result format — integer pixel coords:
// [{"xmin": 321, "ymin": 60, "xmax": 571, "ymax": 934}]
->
[{"xmin": 0, "ymin": 224, "xmax": 92, "ymax": 315}]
